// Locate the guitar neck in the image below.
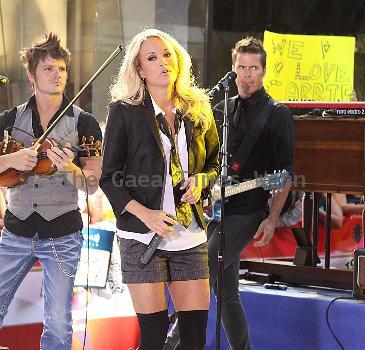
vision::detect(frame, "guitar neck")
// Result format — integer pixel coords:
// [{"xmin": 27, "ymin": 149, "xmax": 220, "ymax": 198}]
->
[
  {"xmin": 225, "ymin": 178, "xmax": 259, "ymax": 198},
  {"xmin": 212, "ymin": 178, "xmax": 260, "ymax": 201}
]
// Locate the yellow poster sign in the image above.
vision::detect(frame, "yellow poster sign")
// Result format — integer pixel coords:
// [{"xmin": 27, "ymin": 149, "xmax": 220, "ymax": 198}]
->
[{"xmin": 263, "ymin": 31, "xmax": 355, "ymax": 101}]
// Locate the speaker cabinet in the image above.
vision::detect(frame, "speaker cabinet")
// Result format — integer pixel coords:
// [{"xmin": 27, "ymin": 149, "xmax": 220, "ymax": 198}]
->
[{"xmin": 353, "ymin": 249, "xmax": 365, "ymax": 299}]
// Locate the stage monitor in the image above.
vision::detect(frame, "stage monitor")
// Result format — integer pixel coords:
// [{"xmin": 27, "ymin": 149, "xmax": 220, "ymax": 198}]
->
[
  {"xmin": 353, "ymin": 248, "xmax": 365, "ymax": 299},
  {"xmin": 292, "ymin": 227, "xmax": 321, "ymax": 266}
]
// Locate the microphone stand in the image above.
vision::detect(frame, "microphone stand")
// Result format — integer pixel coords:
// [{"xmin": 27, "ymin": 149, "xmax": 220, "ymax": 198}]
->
[{"xmin": 216, "ymin": 83, "xmax": 230, "ymax": 350}]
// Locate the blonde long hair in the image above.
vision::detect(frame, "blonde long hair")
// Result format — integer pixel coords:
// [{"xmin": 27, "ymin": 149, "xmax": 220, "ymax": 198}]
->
[{"xmin": 110, "ymin": 29, "xmax": 211, "ymax": 131}]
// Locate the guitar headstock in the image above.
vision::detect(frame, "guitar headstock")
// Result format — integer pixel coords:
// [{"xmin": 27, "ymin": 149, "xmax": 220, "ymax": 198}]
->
[
  {"xmin": 77, "ymin": 136, "xmax": 102, "ymax": 156},
  {"xmin": 259, "ymin": 170, "xmax": 290, "ymax": 192}
]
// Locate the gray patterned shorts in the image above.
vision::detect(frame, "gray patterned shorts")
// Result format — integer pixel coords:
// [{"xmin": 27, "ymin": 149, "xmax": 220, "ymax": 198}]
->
[{"xmin": 119, "ymin": 238, "xmax": 209, "ymax": 284}]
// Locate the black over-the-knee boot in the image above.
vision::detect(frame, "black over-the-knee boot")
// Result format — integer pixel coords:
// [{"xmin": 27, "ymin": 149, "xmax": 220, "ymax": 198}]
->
[
  {"xmin": 136, "ymin": 309, "xmax": 169, "ymax": 350},
  {"xmin": 174, "ymin": 310, "xmax": 208, "ymax": 350}
]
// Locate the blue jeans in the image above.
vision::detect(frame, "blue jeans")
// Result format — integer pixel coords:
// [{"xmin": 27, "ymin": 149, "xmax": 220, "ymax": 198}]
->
[
  {"xmin": 0, "ymin": 227, "xmax": 82, "ymax": 350},
  {"xmin": 208, "ymin": 210, "xmax": 266, "ymax": 350}
]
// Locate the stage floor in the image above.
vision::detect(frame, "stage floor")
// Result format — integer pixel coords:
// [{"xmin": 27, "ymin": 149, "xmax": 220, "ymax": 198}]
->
[
  {"xmin": 206, "ymin": 281, "xmax": 365, "ymax": 350},
  {"xmin": 1, "ymin": 270, "xmax": 364, "ymax": 350}
]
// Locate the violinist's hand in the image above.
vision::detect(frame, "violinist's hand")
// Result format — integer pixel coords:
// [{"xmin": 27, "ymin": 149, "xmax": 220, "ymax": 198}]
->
[
  {"xmin": 47, "ymin": 145, "xmax": 75, "ymax": 172},
  {"xmin": 9, "ymin": 148, "xmax": 38, "ymax": 171}
]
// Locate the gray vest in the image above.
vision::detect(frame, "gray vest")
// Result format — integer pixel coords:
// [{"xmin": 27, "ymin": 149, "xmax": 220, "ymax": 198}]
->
[{"xmin": 7, "ymin": 103, "xmax": 83, "ymax": 220}]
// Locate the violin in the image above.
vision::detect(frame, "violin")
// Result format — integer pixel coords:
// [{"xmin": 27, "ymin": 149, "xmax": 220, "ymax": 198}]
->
[{"xmin": 0, "ymin": 131, "xmax": 101, "ymax": 187}]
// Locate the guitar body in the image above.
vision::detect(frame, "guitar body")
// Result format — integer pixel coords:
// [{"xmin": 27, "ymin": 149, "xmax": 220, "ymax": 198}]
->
[
  {"xmin": 211, "ymin": 199, "xmax": 222, "ymax": 223},
  {"xmin": 206, "ymin": 219, "xmax": 219, "ymax": 241}
]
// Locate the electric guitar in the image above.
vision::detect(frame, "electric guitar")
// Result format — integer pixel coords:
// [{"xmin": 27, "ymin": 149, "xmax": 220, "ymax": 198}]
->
[{"xmin": 206, "ymin": 170, "xmax": 290, "ymax": 223}]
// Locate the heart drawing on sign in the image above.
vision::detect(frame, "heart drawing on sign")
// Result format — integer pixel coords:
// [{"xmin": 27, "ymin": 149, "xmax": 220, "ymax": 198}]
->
[{"xmin": 321, "ymin": 40, "xmax": 330, "ymax": 59}]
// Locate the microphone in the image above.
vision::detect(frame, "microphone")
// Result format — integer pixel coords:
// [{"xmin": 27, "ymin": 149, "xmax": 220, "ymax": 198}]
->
[
  {"xmin": 138, "ymin": 234, "xmax": 164, "ymax": 268},
  {"xmin": 137, "ymin": 214, "xmax": 177, "ymax": 268},
  {"xmin": 208, "ymin": 71, "xmax": 237, "ymax": 98},
  {"xmin": 0, "ymin": 75, "xmax": 9, "ymax": 86}
]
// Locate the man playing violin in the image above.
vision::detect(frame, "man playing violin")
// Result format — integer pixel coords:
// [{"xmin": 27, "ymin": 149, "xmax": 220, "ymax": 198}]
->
[{"xmin": 0, "ymin": 33, "xmax": 102, "ymax": 349}]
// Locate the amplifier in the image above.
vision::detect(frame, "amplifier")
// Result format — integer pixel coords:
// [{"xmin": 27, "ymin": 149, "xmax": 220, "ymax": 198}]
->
[{"xmin": 353, "ymin": 249, "xmax": 365, "ymax": 299}]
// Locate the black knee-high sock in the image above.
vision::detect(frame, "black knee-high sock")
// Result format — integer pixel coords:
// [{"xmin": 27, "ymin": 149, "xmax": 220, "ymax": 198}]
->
[
  {"xmin": 175, "ymin": 310, "xmax": 208, "ymax": 350},
  {"xmin": 137, "ymin": 310, "xmax": 169, "ymax": 350}
]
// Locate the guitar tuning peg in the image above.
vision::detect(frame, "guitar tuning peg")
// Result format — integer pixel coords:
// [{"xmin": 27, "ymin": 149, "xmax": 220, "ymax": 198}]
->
[
  {"xmin": 96, "ymin": 141, "xmax": 102, "ymax": 156},
  {"xmin": 81, "ymin": 136, "xmax": 86, "ymax": 145},
  {"xmin": 89, "ymin": 136, "xmax": 95, "ymax": 144}
]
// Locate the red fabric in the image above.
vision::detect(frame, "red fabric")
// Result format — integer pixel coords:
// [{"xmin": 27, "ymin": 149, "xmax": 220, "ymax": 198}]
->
[
  {"xmin": 0, "ymin": 323, "xmax": 43, "ymax": 350},
  {"xmin": 72, "ymin": 317, "xmax": 140, "ymax": 350},
  {"xmin": 241, "ymin": 216, "xmax": 363, "ymax": 260},
  {"xmin": 0, "ymin": 318, "xmax": 140, "ymax": 350}
]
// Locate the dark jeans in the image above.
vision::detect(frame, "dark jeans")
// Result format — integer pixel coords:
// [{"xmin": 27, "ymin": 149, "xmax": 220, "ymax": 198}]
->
[{"xmin": 208, "ymin": 210, "xmax": 266, "ymax": 350}]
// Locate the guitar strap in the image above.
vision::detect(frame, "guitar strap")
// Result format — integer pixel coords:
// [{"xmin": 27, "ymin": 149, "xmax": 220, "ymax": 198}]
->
[{"xmin": 229, "ymin": 96, "xmax": 277, "ymax": 174}]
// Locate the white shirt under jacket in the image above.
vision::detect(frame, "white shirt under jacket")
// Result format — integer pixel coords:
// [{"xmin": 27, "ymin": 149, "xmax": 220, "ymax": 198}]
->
[{"xmin": 116, "ymin": 97, "xmax": 207, "ymax": 251}]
